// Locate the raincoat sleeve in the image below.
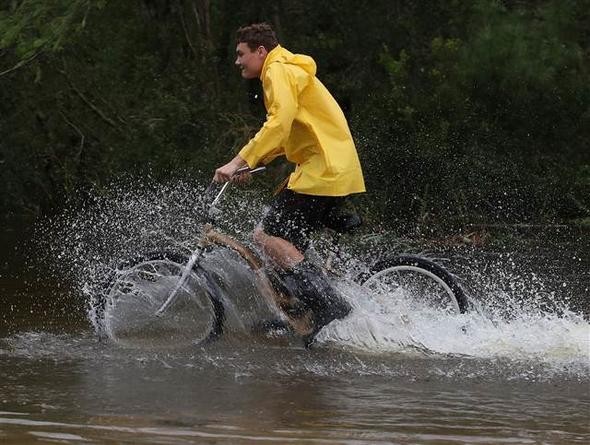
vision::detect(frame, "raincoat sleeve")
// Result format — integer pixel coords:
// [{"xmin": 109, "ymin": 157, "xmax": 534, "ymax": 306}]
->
[{"xmin": 239, "ymin": 64, "xmax": 298, "ymax": 167}]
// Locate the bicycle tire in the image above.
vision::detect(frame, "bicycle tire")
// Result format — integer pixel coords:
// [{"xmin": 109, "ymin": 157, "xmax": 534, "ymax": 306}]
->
[
  {"xmin": 96, "ymin": 250, "xmax": 224, "ymax": 346},
  {"xmin": 358, "ymin": 254, "xmax": 468, "ymax": 314}
]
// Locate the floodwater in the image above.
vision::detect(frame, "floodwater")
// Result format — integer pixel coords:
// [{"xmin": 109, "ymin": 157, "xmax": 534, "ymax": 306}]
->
[
  {"xmin": 1, "ymin": 186, "xmax": 589, "ymax": 444},
  {"xmin": 1, "ymin": 333, "xmax": 588, "ymax": 444}
]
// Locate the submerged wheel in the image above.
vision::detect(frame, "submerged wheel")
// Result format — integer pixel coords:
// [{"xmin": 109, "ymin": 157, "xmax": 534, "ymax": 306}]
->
[
  {"xmin": 359, "ymin": 255, "xmax": 468, "ymax": 314},
  {"xmin": 98, "ymin": 251, "xmax": 224, "ymax": 347}
]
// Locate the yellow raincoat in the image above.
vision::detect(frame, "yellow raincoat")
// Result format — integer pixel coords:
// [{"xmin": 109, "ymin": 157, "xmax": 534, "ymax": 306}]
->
[{"xmin": 239, "ymin": 45, "xmax": 365, "ymax": 196}]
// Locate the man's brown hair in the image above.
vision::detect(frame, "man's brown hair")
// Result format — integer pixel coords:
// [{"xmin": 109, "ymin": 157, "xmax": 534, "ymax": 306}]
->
[{"xmin": 236, "ymin": 23, "xmax": 278, "ymax": 51}]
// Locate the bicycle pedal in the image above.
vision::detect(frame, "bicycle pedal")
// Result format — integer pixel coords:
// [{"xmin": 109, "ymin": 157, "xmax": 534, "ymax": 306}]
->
[{"xmin": 251, "ymin": 319, "xmax": 291, "ymax": 336}]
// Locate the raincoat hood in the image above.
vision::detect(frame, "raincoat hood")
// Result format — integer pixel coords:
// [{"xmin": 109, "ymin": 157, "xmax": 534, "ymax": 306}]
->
[{"xmin": 261, "ymin": 45, "xmax": 317, "ymax": 79}]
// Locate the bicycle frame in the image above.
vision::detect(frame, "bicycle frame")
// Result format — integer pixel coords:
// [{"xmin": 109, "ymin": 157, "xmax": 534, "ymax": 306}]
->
[
  {"xmin": 155, "ymin": 168, "xmax": 315, "ymax": 336},
  {"xmin": 202, "ymin": 225, "xmax": 314, "ymax": 335}
]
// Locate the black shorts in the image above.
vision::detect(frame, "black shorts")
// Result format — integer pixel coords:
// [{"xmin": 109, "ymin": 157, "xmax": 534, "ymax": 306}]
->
[{"xmin": 261, "ymin": 189, "xmax": 346, "ymax": 252}]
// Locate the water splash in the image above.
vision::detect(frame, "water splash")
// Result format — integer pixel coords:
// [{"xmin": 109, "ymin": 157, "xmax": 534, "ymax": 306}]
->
[
  {"xmin": 319, "ymin": 264, "xmax": 589, "ymax": 378},
  {"xmin": 35, "ymin": 174, "xmax": 266, "ymax": 334},
  {"xmin": 35, "ymin": 176, "xmax": 589, "ymax": 379}
]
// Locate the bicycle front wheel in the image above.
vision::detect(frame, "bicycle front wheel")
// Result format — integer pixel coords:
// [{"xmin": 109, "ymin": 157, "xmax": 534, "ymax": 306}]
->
[
  {"xmin": 359, "ymin": 255, "xmax": 468, "ymax": 314},
  {"xmin": 100, "ymin": 251, "xmax": 224, "ymax": 348}
]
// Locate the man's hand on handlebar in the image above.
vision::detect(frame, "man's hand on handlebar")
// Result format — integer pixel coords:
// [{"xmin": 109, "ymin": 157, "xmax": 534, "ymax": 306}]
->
[
  {"xmin": 213, "ymin": 156, "xmax": 250, "ymax": 184},
  {"xmin": 230, "ymin": 170, "xmax": 252, "ymax": 185}
]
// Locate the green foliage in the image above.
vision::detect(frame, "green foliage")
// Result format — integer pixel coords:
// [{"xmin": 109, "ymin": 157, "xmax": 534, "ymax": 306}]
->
[
  {"xmin": 357, "ymin": 0, "xmax": 589, "ymax": 228},
  {"xmin": 0, "ymin": 0, "xmax": 588, "ymax": 231},
  {"xmin": 0, "ymin": 0, "xmax": 103, "ymax": 58}
]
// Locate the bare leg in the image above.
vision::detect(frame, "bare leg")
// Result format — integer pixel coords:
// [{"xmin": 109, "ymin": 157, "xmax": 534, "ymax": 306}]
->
[
  {"xmin": 252, "ymin": 226, "xmax": 351, "ymax": 347},
  {"xmin": 252, "ymin": 226, "xmax": 304, "ymax": 270}
]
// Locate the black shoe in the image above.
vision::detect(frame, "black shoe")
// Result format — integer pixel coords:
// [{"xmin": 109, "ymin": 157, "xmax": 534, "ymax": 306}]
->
[
  {"xmin": 280, "ymin": 260, "xmax": 352, "ymax": 346},
  {"xmin": 267, "ymin": 268, "xmax": 309, "ymax": 319}
]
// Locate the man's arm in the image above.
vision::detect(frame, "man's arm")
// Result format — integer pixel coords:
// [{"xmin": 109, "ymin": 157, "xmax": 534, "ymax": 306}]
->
[
  {"xmin": 238, "ymin": 64, "xmax": 298, "ymax": 167},
  {"xmin": 213, "ymin": 64, "xmax": 296, "ymax": 182}
]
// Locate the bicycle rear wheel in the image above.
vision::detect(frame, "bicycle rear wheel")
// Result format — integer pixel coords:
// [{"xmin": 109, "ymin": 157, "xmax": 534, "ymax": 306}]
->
[
  {"xmin": 359, "ymin": 255, "xmax": 468, "ymax": 314},
  {"xmin": 100, "ymin": 251, "xmax": 224, "ymax": 348}
]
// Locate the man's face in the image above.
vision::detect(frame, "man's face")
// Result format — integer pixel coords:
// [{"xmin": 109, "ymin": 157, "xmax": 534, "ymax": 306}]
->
[{"xmin": 235, "ymin": 42, "xmax": 267, "ymax": 79}]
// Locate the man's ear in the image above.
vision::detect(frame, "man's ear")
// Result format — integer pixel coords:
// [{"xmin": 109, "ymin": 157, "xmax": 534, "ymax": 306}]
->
[{"xmin": 257, "ymin": 46, "xmax": 268, "ymax": 57}]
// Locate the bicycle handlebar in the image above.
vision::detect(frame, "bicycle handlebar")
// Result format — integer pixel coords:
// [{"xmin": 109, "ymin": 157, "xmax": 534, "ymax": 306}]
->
[{"xmin": 235, "ymin": 165, "xmax": 266, "ymax": 175}]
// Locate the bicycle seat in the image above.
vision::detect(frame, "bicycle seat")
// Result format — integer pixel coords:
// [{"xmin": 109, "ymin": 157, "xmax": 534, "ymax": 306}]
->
[{"xmin": 326, "ymin": 212, "xmax": 362, "ymax": 234}]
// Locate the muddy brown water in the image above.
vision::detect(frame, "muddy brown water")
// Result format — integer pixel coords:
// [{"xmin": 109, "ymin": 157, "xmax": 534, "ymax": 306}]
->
[{"xmin": 1, "ymin": 224, "xmax": 589, "ymax": 444}]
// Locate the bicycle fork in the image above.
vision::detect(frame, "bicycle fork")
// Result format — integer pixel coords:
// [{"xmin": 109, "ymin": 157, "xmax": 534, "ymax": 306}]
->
[{"xmin": 154, "ymin": 224, "xmax": 215, "ymax": 317}]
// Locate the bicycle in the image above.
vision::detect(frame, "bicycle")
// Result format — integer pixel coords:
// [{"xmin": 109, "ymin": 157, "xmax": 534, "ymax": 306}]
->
[{"xmin": 95, "ymin": 167, "xmax": 468, "ymax": 348}]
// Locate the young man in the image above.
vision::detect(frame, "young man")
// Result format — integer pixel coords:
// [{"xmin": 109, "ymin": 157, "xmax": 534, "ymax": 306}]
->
[{"xmin": 214, "ymin": 23, "xmax": 365, "ymax": 344}]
